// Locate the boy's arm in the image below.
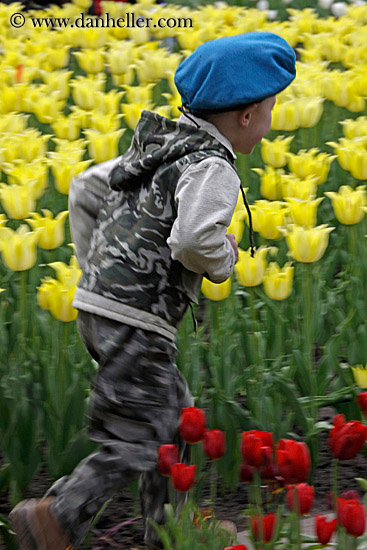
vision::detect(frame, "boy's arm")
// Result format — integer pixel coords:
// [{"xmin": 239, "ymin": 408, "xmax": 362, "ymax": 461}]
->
[
  {"xmin": 68, "ymin": 157, "xmax": 122, "ymax": 271},
  {"xmin": 167, "ymin": 158, "xmax": 240, "ymax": 283}
]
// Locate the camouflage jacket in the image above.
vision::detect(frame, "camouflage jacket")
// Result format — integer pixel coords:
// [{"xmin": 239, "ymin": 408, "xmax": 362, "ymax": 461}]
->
[{"xmin": 71, "ymin": 111, "xmax": 239, "ymax": 341}]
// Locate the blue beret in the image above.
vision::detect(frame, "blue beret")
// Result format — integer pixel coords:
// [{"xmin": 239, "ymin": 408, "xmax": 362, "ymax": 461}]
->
[{"xmin": 174, "ymin": 32, "xmax": 296, "ymax": 113}]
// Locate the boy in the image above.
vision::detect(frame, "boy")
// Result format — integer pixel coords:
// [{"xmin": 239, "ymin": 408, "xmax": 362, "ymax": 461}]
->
[{"xmin": 10, "ymin": 32, "xmax": 296, "ymax": 550}]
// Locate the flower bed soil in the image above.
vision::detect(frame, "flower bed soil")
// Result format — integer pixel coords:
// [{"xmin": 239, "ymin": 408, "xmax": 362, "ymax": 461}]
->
[{"xmin": 1, "ymin": 407, "xmax": 366, "ymax": 549}]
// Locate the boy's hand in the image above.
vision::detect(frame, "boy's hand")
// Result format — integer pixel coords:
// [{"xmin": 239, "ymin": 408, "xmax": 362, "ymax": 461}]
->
[{"xmin": 226, "ymin": 233, "xmax": 238, "ymax": 263}]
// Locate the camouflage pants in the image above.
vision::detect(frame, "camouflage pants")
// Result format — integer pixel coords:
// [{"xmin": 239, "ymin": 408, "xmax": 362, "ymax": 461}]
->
[{"xmin": 45, "ymin": 310, "xmax": 193, "ymax": 548}]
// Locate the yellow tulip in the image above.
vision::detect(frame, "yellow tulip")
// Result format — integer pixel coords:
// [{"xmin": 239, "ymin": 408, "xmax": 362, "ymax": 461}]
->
[
  {"xmin": 252, "ymin": 166, "xmax": 284, "ymax": 201},
  {"xmin": 4, "ymin": 161, "xmax": 48, "ymax": 200},
  {"xmin": 0, "ymin": 183, "xmax": 37, "ymax": 219},
  {"xmin": 106, "ymin": 45, "xmax": 134, "ymax": 74},
  {"xmin": 37, "ymin": 278, "xmax": 78, "ymax": 322},
  {"xmin": 123, "ymin": 84, "xmax": 155, "ymax": 105},
  {"xmin": 41, "ymin": 70, "xmax": 73, "ymax": 100},
  {"xmin": 285, "ymin": 224, "xmax": 334, "ymax": 263},
  {"xmin": 227, "ymin": 210, "xmax": 247, "ymax": 243},
  {"xmin": 121, "ymin": 103, "xmax": 149, "ymax": 130},
  {"xmin": 298, "ymin": 97, "xmax": 324, "ymax": 128},
  {"xmin": 250, "ymin": 200, "xmax": 288, "ymax": 240},
  {"xmin": 281, "ymin": 174, "xmax": 318, "ymax": 201},
  {"xmin": 285, "ymin": 197, "xmax": 324, "ymax": 227},
  {"xmin": 76, "ymin": 26, "xmax": 108, "ymax": 49},
  {"xmin": 0, "ymin": 224, "xmax": 38, "ymax": 271},
  {"xmin": 32, "ymin": 92, "xmax": 65, "ymax": 124},
  {"xmin": 263, "ymin": 262, "xmax": 294, "ymax": 301},
  {"xmin": 348, "ymin": 148, "xmax": 367, "ymax": 180},
  {"xmin": 94, "ymin": 90, "xmax": 124, "ymax": 115},
  {"xmin": 287, "ymin": 149, "xmax": 335, "ymax": 185},
  {"xmin": 84, "ymin": 129, "xmax": 124, "ymax": 164},
  {"xmin": 71, "ymin": 75, "xmax": 106, "ymax": 110},
  {"xmin": 52, "ymin": 114, "xmax": 81, "ymax": 141},
  {"xmin": 51, "ymin": 160, "xmax": 93, "ymax": 195},
  {"xmin": 0, "ymin": 112, "xmax": 29, "ymax": 133},
  {"xmin": 51, "ymin": 138, "xmax": 87, "ymax": 160},
  {"xmin": 201, "ymin": 277, "xmax": 231, "ymax": 301},
  {"xmin": 48, "ymin": 255, "xmax": 82, "ymax": 288},
  {"xmin": 88, "ymin": 112, "xmax": 124, "ymax": 133},
  {"xmin": 73, "ymin": 49, "xmax": 105, "ymax": 75},
  {"xmin": 325, "ymin": 185, "xmax": 367, "ymax": 225},
  {"xmin": 340, "ymin": 117, "xmax": 367, "ymax": 140},
  {"xmin": 16, "ymin": 130, "xmax": 51, "ymax": 163},
  {"xmin": 111, "ymin": 69, "xmax": 136, "ymax": 88},
  {"xmin": 261, "ymin": 136, "xmax": 294, "ymax": 168},
  {"xmin": 352, "ymin": 365, "xmax": 367, "ymax": 389},
  {"xmin": 271, "ymin": 99, "xmax": 300, "ymax": 132},
  {"xmin": 235, "ymin": 247, "xmax": 269, "ymax": 287},
  {"xmin": 25, "ymin": 209, "xmax": 69, "ymax": 249},
  {"xmin": 44, "ymin": 46, "xmax": 70, "ymax": 70}
]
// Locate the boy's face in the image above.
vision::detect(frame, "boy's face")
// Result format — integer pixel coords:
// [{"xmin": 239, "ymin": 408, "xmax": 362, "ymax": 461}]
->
[{"xmin": 236, "ymin": 96, "xmax": 276, "ymax": 154}]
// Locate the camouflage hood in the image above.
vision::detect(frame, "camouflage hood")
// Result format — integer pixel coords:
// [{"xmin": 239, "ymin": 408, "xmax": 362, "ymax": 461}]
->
[{"xmin": 109, "ymin": 110, "xmax": 233, "ymax": 192}]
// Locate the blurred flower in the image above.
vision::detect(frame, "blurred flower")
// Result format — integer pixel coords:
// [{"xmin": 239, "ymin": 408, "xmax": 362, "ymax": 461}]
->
[
  {"xmin": 241, "ymin": 430, "xmax": 273, "ymax": 468},
  {"xmin": 106, "ymin": 44, "xmax": 134, "ymax": 75},
  {"xmin": 71, "ymin": 75, "xmax": 106, "ymax": 111},
  {"xmin": 340, "ymin": 117, "xmax": 367, "ymax": 140},
  {"xmin": 84, "ymin": 129, "xmax": 124, "ymax": 164},
  {"xmin": 203, "ymin": 429, "xmax": 226, "ymax": 460},
  {"xmin": 158, "ymin": 444, "xmax": 179, "ymax": 476},
  {"xmin": 223, "ymin": 546, "xmax": 248, "ymax": 550},
  {"xmin": 263, "ymin": 262, "xmax": 294, "ymax": 301},
  {"xmin": 250, "ymin": 200, "xmax": 288, "ymax": 240},
  {"xmin": 357, "ymin": 392, "xmax": 367, "ymax": 416},
  {"xmin": 239, "ymin": 462, "xmax": 254, "ymax": 483},
  {"xmin": 37, "ymin": 255, "xmax": 82, "ymax": 322},
  {"xmin": 0, "ymin": 183, "xmax": 36, "ymax": 219},
  {"xmin": 351, "ymin": 365, "xmax": 367, "ymax": 388},
  {"xmin": 41, "ymin": 70, "xmax": 73, "ymax": 100},
  {"xmin": 286, "ymin": 484, "xmax": 314, "ymax": 515},
  {"xmin": 227, "ymin": 210, "xmax": 247, "ymax": 242},
  {"xmin": 326, "ymin": 185, "xmax": 367, "ymax": 224},
  {"xmin": 251, "ymin": 513, "xmax": 276, "ymax": 543},
  {"xmin": 73, "ymin": 49, "xmax": 105, "ymax": 74},
  {"xmin": 235, "ymin": 247, "xmax": 269, "ymax": 287},
  {"xmin": 170, "ymin": 463, "xmax": 196, "ymax": 492},
  {"xmin": 284, "ymin": 224, "xmax": 334, "ymax": 263},
  {"xmin": 331, "ymin": 2, "xmax": 347, "ymax": 17},
  {"xmin": 121, "ymin": 102, "xmax": 150, "ymax": 129},
  {"xmin": 287, "ymin": 149, "xmax": 335, "ymax": 185},
  {"xmin": 285, "ymin": 197, "xmax": 324, "ymax": 226},
  {"xmin": 298, "ymin": 97, "xmax": 324, "ymax": 128},
  {"xmin": 94, "ymin": 90, "xmax": 124, "ymax": 115},
  {"xmin": 201, "ymin": 277, "xmax": 231, "ymax": 301},
  {"xmin": 252, "ymin": 166, "xmax": 284, "ymax": 201},
  {"xmin": 88, "ymin": 112, "xmax": 124, "ymax": 133},
  {"xmin": 50, "ymin": 160, "xmax": 93, "ymax": 195},
  {"xmin": 123, "ymin": 84, "xmax": 155, "ymax": 104},
  {"xmin": 261, "ymin": 136, "xmax": 294, "ymax": 168},
  {"xmin": 0, "ymin": 224, "xmax": 38, "ymax": 271},
  {"xmin": 271, "ymin": 99, "xmax": 300, "ymax": 131},
  {"xmin": 328, "ymin": 414, "xmax": 367, "ymax": 460},
  {"xmin": 52, "ymin": 114, "xmax": 81, "ymax": 141},
  {"xmin": 25, "ymin": 209, "xmax": 69, "ymax": 250},
  {"xmin": 276, "ymin": 439, "xmax": 311, "ymax": 483},
  {"xmin": 281, "ymin": 174, "xmax": 318, "ymax": 201},
  {"xmin": 179, "ymin": 407, "xmax": 206, "ymax": 444},
  {"xmin": 315, "ymin": 515, "xmax": 338, "ymax": 545},
  {"xmin": 337, "ymin": 497, "xmax": 365, "ymax": 537}
]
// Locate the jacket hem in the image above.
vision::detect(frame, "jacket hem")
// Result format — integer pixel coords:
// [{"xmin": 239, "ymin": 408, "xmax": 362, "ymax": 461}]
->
[{"xmin": 72, "ymin": 288, "xmax": 177, "ymax": 342}]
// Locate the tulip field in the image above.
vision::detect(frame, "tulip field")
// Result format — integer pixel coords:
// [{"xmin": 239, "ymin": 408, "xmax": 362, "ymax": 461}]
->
[{"xmin": 1, "ymin": 0, "xmax": 367, "ymax": 547}]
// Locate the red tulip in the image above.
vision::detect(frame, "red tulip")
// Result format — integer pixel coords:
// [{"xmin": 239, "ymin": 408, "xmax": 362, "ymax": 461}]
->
[
  {"xmin": 328, "ymin": 414, "xmax": 367, "ymax": 460},
  {"xmin": 250, "ymin": 513, "xmax": 276, "ymax": 543},
  {"xmin": 179, "ymin": 407, "xmax": 206, "ymax": 444},
  {"xmin": 224, "ymin": 546, "xmax": 248, "ymax": 550},
  {"xmin": 239, "ymin": 462, "xmax": 254, "ymax": 483},
  {"xmin": 337, "ymin": 497, "xmax": 366, "ymax": 537},
  {"xmin": 241, "ymin": 430, "xmax": 273, "ymax": 468},
  {"xmin": 315, "ymin": 515, "xmax": 338, "ymax": 545},
  {"xmin": 170, "ymin": 463, "xmax": 196, "ymax": 492},
  {"xmin": 357, "ymin": 392, "xmax": 367, "ymax": 416},
  {"xmin": 276, "ymin": 439, "xmax": 311, "ymax": 484},
  {"xmin": 202, "ymin": 429, "xmax": 226, "ymax": 460},
  {"xmin": 286, "ymin": 484, "xmax": 314, "ymax": 515},
  {"xmin": 157, "ymin": 444, "xmax": 179, "ymax": 476}
]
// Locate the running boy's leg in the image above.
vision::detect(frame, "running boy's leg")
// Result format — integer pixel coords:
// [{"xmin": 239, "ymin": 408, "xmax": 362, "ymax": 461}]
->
[{"xmin": 45, "ymin": 311, "xmax": 193, "ymax": 549}]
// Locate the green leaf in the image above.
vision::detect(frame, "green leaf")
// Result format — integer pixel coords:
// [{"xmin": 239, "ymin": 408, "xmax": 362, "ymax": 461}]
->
[{"xmin": 356, "ymin": 478, "xmax": 367, "ymax": 492}]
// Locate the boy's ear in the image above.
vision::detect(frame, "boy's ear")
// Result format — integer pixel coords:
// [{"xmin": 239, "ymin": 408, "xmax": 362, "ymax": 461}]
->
[{"xmin": 239, "ymin": 104, "xmax": 258, "ymax": 127}]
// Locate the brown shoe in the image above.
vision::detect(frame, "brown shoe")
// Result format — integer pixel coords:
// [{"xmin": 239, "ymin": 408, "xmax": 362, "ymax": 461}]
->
[{"xmin": 9, "ymin": 497, "xmax": 73, "ymax": 550}]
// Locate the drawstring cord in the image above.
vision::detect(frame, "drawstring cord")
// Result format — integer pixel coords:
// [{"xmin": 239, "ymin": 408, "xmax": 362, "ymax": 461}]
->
[
  {"xmin": 240, "ymin": 184, "xmax": 256, "ymax": 258},
  {"xmin": 178, "ymin": 103, "xmax": 200, "ymax": 128}
]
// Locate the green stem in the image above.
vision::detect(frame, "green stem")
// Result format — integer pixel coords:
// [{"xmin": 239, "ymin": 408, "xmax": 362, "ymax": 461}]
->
[
  {"xmin": 58, "ymin": 321, "xmax": 69, "ymax": 411},
  {"xmin": 249, "ymin": 287, "xmax": 260, "ymax": 367},
  {"xmin": 331, "ymin": 458, "xmax": 339, "ymax": 511},
  {"xmin": 18, "ymin": 270, "xmax": 28, "ymax": 373},
  {"xmin": 302, "ymin": 263, "xmax": 317, "ymax": 419},
  {"xmin": 209, "ymin": 460, "xmax": 217, "ymax": 512}
]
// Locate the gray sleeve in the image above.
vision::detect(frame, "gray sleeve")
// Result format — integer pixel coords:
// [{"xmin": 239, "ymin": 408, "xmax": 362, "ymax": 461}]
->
[
  {"xmin": 167, "ymin": 158, "xmax": 240, "ymax": 283},
  {"xmin": 68, "ymin": 157, "xmax": 122, "ymax": 271}
]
